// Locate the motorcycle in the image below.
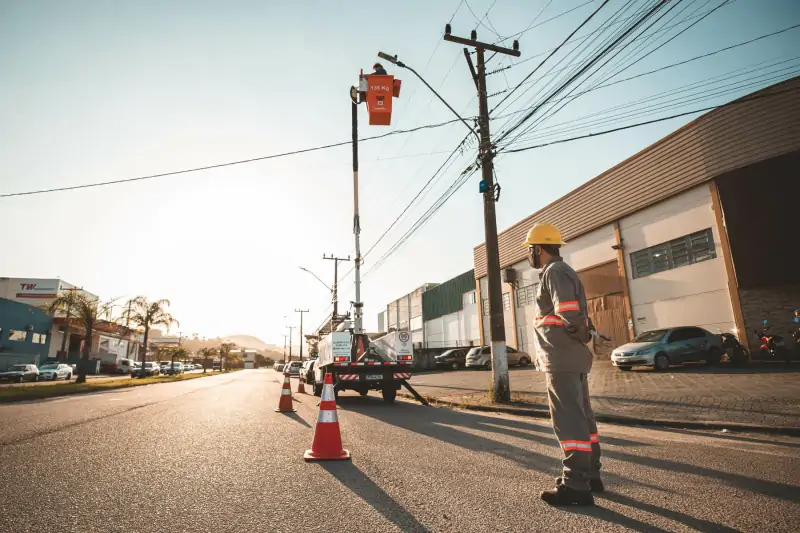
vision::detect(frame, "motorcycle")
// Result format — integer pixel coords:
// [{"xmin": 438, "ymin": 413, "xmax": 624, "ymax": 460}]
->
[
  {"xmin": 753, "ymin": 319, "xmax": 790, "ymax": 362},
  {"xmin": 790, "ymin": 313, "xmax": 800, "ymax": 359},
  {"xmin": 718, "ymin": 330, "xmax": 749, "ymax": 365}
]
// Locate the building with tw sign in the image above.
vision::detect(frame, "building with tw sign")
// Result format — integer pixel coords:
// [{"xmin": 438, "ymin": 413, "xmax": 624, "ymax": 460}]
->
[
  {"xmin": 472, "ymin": 78, "xmax": 800, "ymax": 356},
  {"xmin": 0, "ymin": 277, "xmax": 99, "ymax": 359}
]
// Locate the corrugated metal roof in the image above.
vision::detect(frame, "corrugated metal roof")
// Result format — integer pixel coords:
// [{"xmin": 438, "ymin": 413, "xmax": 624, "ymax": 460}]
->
[
  {"xmin": 474, "ymin": 77, "xmax": 800, "ymax": 279},
  {"xmin": 422, "ymin": 270, "xmax": 475, "ymax": 321}
]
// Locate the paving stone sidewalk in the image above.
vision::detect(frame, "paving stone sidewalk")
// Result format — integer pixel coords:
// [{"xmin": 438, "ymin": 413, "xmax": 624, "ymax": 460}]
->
[{"xmin": 407, "ymin": 361, "xmax": 800, "ymax": 429}]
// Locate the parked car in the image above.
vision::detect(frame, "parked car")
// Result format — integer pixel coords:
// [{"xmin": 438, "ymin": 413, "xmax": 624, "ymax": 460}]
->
[
  {"xmin": 117, "ymin": 358, "xmax": 135, "ymax": 374},
  {"xmin": 300, "ymin": 359, "xmax": 316, "ymax": 385},
  {"xmin": 284, "ymin": 361, "xmax": 302, "ymax": 376},
  {"xmin": 274, "ymin": 363, "xmax": 284, "ymax": 372},
  {"xmin": 611, "ymin": 326, "xmax": 724, "ymax": 371},
  {"xmin": 132, "ymin": 361, "xmax": 161, "ymax": 377},
  {"xmin": 212, "ymin": 360, "xmax": 221, "ymax": 371},
  {"xmin": 37, "ymin": 363, "xmax": 73, "ymax": 381},
  {"xmin": 465, "ymin": 346, "xmax": 531, "ymax": 369},
  {"xmin": 162, "ymin": 362, "xmax": 183, "ymax": 375},
  {"xmin": 0, "ymin": 364, "xmax": 39, "ymax": 383},
  {"xmin": 194, "ymin": 364, "xmax": 202, "ymax": 370},
  {"xmin": 435, "ymin": 348, "xmax": 469, "ymax": 370}
]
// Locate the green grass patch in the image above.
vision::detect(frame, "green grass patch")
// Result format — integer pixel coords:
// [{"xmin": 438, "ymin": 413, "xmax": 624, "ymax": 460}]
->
[{"xmin": 0, "ymin": 371, "xmax": 238, "ymax": 403}]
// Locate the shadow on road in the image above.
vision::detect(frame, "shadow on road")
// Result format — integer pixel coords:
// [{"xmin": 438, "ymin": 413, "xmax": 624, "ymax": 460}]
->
[
  {"xmin": 643, "ymin": 426, "xmax": 800, "ymax": 449},
  {"xmin": 348, "ymin": 398, "xmax": 800, "ymax": 504},
  {"xmin": 283, "ymin": 412, "xmax": 312, "ymax": 428},
  {"xmin": 597, "ymin": 492, "xmax": 743, "ymax": 533},
  {"xmin": 321, "ymin": 462, "xmax": 430, "ymax": 533},
  {"xmin": 569, "ymin": 505, "xmax": 672, "ymax": 533}
]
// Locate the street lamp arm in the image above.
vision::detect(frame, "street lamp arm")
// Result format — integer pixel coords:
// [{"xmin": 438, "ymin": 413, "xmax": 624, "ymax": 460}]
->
[
  {"xmin": 380, "ymin": 52, "xmax": 478, "ymax": 142},
  {"xmin": 299, "ymin": 266, "xmax": 332, "ymax": 292}
]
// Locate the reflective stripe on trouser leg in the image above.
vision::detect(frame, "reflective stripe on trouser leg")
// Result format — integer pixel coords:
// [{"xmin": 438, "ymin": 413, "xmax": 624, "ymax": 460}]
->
[
  {"xmin": 546, "ymin": 371, "xmax": 592, "ymax": 492},
  {"xmin": 581, "ymin": 373, "xmax": 602, "ymax": 479}
]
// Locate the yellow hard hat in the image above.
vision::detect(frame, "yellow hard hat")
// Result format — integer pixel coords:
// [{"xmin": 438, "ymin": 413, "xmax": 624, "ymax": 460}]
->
[{"xmin": 521, "ymin": 222, "xmax": 567, "ymax": 247}]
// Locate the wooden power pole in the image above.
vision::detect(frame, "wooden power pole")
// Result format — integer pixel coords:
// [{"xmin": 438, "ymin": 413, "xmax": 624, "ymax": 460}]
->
[
  {"xmin": 294, "ymin": 309, "xmax": 309, "ymax": 360},
  {"xmin": 444, "ymin": 26, "xmax": 520, "ymax": 402}
]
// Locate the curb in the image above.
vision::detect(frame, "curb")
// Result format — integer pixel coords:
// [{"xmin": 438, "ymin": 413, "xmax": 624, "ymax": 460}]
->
[{"xmin": 407, "ymin": 395, "xmax": 800, "ymax": 437}]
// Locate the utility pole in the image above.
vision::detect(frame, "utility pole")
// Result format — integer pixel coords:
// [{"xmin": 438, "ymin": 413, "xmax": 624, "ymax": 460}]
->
[
  {"xmin": 282, "ymin": 334, "xmax": 287, "ymax": 362},
  {"xmin": 286, "ymin": 325, "xmax": 294, "ymax": 363},
  {"xmin": 323, "ymin": 254, "xmax": 351, "ymax": 320},
  {"xmin": 294, "ymin": 309, "xmax": 309, "ymax": 360},
  {"xmin": 351, "ymin": 94, "xmax": 364, "ymax": 336},
  {"xmin": 444, "ymin": 26, "xmax": 520, "ymax": 402}
]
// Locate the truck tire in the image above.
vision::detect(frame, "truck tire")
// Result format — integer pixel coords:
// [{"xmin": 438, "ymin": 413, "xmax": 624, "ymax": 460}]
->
[{"xmin": 382, "ymin": 386, "xmax": 396, "ymax": 404}]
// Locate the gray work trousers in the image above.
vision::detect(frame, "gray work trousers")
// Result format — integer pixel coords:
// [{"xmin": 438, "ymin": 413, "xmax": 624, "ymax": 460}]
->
[{"xmin": 546, "ymin": 372, "xmax": 602, "ymax": 491}]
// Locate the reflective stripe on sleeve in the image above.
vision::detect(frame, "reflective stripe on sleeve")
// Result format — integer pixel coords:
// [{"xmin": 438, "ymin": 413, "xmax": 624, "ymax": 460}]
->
[
  {"xmin": 535, "ymin": 315, "xmax": 564, "ymax": 326},
  {"xmin": 590, "ymin": 433, "xmax": 599, "ymax": 443},
  {"xmin": 555, "ymin": 300, "xmax": 579, "ymax": 312}
]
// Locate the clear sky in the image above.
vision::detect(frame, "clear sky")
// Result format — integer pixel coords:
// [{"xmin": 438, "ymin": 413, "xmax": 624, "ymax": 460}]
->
[{"xmin": 1, "ymin": 0, "xmax": 798, "ymax": 345}]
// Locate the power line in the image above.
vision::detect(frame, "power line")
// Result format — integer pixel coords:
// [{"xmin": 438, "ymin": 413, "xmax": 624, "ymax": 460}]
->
[
  {"xmin": 503, "ymin": 59, "xmax": 799, "ymax": 146},
  {"xmin": 503, "ymin": 85, "xmax": 800, "ymax": 153},
  {"xmin": 495, "ymin": 0, "xmax": 670, "ymax": 145},
  {"xmin": 490, "ymin": 0, "xmax": 611, "ymax": 114},
  {"xmin": 489, "ymin": 23, "xmax": 800, "ymax": 124},
  {"xmin": 362, "ymin": 134, "xmax": 471, "ymax": 260},
  {"xmin": 0, "ymin": 117, "xmax": 466, "ymax": 199}
]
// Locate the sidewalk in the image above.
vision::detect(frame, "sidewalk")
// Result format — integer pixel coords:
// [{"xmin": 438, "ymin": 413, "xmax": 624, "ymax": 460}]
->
[{"xmin": 405, "ymin": 361, "xmax": 800, "ymax": 434}]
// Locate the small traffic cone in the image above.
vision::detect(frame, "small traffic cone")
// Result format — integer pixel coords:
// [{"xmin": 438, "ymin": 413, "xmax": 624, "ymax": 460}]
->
[
  {"xmin": 274, "ymin": 374, "xmax": 296, "ymax": 413},
  {"xmin": 304, "ymin": 373, "xmax": 350, "ymax": 461},
  {"xmin": 297, "ymin": 373, "xmax": 306, "ymax": 394}
]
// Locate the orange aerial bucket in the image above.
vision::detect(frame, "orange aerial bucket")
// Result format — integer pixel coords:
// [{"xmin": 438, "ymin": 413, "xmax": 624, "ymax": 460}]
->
[{"xmin": 366, "ymin": 74, "xmax": 395, "ymax": 126}]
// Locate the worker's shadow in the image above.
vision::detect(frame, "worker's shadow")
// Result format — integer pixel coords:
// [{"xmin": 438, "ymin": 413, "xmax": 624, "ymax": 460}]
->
[
  {"xmin": 320, "ymin": 461, "xmax": 430, "ymax": 533},
  {"xmin": 564, "ymin": 492, "xmax": 743, "ymax": 533}
]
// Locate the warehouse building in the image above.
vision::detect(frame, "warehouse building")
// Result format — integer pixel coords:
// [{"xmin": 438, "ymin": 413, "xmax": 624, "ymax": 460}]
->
[{"xmin": 473, "ymin": 77, "xmax": 800, "ymax": 355}]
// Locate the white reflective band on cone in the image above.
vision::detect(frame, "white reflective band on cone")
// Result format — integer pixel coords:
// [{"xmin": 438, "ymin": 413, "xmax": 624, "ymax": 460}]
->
[
  {"xmin": 281, "ymin": 389, "xmax": 292, "ymax": 395},
  {"xmin": 318, "ymin": 409, "xmax": 338, "ymax": 424},
  {"xmin": 321, "ymin": 385, "xmax": 335, "ymax": 402}
]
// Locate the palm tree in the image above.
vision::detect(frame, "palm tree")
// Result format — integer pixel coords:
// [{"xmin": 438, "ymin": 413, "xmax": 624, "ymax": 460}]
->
[
  {"xmin": 198, "ymin": 347, "xmax": 217, "ymax": 373},
  {"xmin": 121, "ymin": 297, "xmax": 178, "ymax": 378},
  {"xmin": 47, "ymin": 293, "xmax": 113, "ymax": 383},
  {"xmin": 218, "ymin": 342, "xmax": 236, "ymax": 372}
]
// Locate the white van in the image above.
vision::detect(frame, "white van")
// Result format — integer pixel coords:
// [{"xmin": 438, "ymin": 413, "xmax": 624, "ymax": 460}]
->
[{"xmin": 117, "ymin": 358, "xmax": 135, "ymax": 374}]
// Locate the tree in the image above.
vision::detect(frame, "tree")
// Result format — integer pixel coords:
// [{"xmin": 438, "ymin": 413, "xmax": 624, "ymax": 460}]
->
[
  {"xmin": 198, "ymin": 347, "xmax": 217, "ymax": 373},
  {"xmin": 47, "ymin": 293, "xmax": 113, "ymax": 383},
  {"xmin": 121, "ymin": 297, "xmax": 178, "ymax": 378},
  {"xmin": 218, "ymin": 342, "xmax": 235, "ymax": 372}
]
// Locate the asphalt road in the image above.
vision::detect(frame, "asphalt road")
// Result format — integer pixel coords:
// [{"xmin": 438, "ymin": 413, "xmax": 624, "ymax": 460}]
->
[{"xmin": 1, "ymin": 370, "xmax": 798, "ymax": 532}]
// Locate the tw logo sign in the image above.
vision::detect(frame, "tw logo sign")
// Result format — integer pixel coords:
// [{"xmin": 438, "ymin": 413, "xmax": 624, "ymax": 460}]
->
[{"xmin": 20, "ymin": 283, "xmax": 37, "ymax": 291}]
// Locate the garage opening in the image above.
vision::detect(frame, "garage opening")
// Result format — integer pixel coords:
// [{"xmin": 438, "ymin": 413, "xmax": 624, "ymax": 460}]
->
[{"xmin": 716, "ymin": 150, "xmax": 800, "ymax": 348}]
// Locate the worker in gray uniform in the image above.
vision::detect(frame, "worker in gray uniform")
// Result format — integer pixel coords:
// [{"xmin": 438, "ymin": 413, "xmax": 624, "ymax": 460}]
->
[{"xmin": 523, "ymin": 222, "xmax": 603, "ymax": 506}]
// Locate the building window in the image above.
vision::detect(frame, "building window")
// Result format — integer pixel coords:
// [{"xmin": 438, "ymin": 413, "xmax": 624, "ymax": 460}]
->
[
  {"xmin": 482, "ymin": 299, "xmax": 489, "ymax": 316},
  {"xmin": 31, "ymin": 333, "xmax": 47, "ymax": 344},
  {"xmin": 502, "ymin": 292, "xmax": 511, "ymax": 311},
  {"xmin": 463, "ymin": 291, "xmax": 477, "ymax": 305},
  {"xmin": 516, "ymin": 284, "xmax": 537, "ymax": 308},
  {"xmin": 630, "ymin": 228, "xmax": 717, "ymax": 279},
  {"xmin": 8, "ymin": 330, "xmax": 28, "ymax": 342}
]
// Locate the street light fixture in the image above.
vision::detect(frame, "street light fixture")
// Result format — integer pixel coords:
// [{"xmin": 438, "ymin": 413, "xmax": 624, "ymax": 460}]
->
[{"xmin": 299, "ymin": 266, "xmax": 332, "ymax": 291}]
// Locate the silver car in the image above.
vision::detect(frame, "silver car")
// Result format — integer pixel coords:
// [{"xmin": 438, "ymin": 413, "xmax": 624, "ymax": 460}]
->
[
  {"xmin": 465, "ymin": 346, "xmax": 531, "ymax": 369},
  {"xmin": 611, "ymin": 326, "xmax": 724, "ymax": 371},
  {"xmin": 37, "ymin": 363, "xmax": 73, "ymax": 381}
]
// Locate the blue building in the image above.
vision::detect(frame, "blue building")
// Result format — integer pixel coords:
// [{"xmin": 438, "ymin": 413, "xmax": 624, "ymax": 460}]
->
[{"xmin": 0, "ymin": 297, "xmax": 53, "ymax": 370}]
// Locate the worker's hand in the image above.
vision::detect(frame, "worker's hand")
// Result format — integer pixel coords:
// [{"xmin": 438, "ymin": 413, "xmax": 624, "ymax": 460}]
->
[{"xmin": 565, "ymin": 325, "xmax": 592, "ymax": 345}]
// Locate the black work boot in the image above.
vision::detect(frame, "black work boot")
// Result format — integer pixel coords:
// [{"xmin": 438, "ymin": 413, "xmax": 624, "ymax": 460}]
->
[
  {"xmin": 556, "ymin": 476, "xmax": 605, "ymax": 493},
  {"xmin": 541, "ymin": 484, "xmax": 595, "ymax": 506}
]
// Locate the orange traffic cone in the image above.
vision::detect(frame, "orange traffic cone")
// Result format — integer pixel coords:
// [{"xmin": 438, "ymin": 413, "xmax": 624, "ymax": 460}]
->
[
  {"xmin": 304, "ymin": 373, "xmax": 350, "ymax": 461},
  {"xmin": 274, "ymin": 374, "xmax": 296, "ymax": 413},
  {"xmin": 297, "ymin": 373, "xmax": 306, "ymax": 394}
]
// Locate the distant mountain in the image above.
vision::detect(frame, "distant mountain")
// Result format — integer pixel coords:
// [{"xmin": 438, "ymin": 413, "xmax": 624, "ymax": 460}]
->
[{"xmin": 222, "ymin": 334, "xmax": 273, "ymax": 351}]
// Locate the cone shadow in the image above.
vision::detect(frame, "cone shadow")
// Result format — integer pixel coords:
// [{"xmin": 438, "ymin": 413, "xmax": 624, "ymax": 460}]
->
[{"xmin": 321, "ymin": 462, "xmax": 430, "ymax": 533}]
